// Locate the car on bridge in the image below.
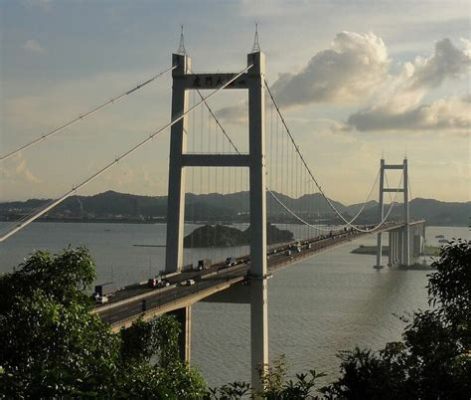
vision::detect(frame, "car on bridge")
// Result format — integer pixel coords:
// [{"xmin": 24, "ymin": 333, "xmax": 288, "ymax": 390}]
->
[
  {"xmin": 95, "ymin": 295, "xmax": 109, "ymax": 304},
  {"xmin": 289, "ymin": 243, "xmax": 302, "ymax": 253},
  {"xmin": 225, "ymin": 257, "xmax": 237, "ymax": 266},
  {"xmin": 148, "ymin": 277, "xmax": 170, "ymax": 289},
  {"xmin": 94, "ymin": 282, "xmax": 116, "ymax": 298},
  {"xmin": 197, "ymin": 259, "xmax": 212, "ymax": 270},
  {"xmin": 180, "ymin": 279, "xmax": 196, "ymax": 286}
]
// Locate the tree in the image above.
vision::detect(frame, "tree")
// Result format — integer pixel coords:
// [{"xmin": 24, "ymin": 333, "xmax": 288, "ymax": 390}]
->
[
  {"xmin": 0, "ymin": 247, "xmax": 119, "ymax": 398},
  {"xmin": 0, "ymin": 247, "xmax": 206, "ymax": 399},
  {"xmin": 118, "ymin": 317, "xmax": 207, "ymax": 399},
  {"xmin": 322, "ymin": 239, "xmax": 471, "ymax": 400},
  {"xmin": 208, "ymin": 239, "xmax": 470, "ymax": 400},
  {"xmin": 207, "ymin": 356, "xmax": 325, "ymax": 400}
]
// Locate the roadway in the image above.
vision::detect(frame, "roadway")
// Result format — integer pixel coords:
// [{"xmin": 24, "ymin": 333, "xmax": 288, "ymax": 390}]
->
[{"xmin": 93, "ymin": 220, "xmax": 425, "ymax": 331}]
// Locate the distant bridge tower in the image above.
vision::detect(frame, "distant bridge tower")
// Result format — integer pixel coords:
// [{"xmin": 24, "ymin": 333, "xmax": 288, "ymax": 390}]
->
[
  {"xmin": 164, "ymin": 51, "xmax": 268, "ymax": 390},
  {"xmin": 376, "ymin": 158, "xmax": 412, "ymax": 267}
]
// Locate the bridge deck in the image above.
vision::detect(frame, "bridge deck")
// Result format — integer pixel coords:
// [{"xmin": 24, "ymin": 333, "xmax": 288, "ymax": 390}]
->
[{"xmin": 93, "ymin": 220, "xmax": 425, "ymax": 331}]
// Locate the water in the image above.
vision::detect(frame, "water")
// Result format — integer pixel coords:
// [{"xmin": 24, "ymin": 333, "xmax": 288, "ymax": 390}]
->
[{"xmin": 0, "ymin": 223, "xmax": 468, "ymax": 386}]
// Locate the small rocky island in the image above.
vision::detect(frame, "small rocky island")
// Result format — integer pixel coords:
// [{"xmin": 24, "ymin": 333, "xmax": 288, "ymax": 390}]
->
[{"xmin": 184, "ymin": 224, "xmax": 294, "ymax": 248}]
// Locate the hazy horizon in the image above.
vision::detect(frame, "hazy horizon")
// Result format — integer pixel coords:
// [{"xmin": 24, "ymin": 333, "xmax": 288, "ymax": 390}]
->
[{"xmin": 2, "ymin": 187, "xmax": 470, "ymax": 207}]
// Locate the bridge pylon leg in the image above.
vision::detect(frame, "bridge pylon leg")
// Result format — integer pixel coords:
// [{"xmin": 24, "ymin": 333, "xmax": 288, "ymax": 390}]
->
[
  {"xmin": 247, "ymin": 51, "xmax": 269, "ymax": 392},
  {"xmin": 165, "ymin": 53, "xmax": 191, "ymax": 274},
  {"xmin": 375, "ymin": 159, "xmax": 385, "ymax": 268},
  {"xmin": 403, "ymin": 159, "xmax": 410, "ymax": 266},
  {"xmin": 169, "ymin": 306, "xmax": 192, "ymax": 363}
]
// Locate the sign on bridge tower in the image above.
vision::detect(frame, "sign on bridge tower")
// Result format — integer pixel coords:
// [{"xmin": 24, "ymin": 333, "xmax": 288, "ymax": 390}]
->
[{"xmin": 165, "ymin": 51, "xmax": 268, "ymax": 390}]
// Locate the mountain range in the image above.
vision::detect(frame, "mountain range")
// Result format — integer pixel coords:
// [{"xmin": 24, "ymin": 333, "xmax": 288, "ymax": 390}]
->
[{"xmin": 0, "ymin": 190, "xmax": 469, "ymax": 226}]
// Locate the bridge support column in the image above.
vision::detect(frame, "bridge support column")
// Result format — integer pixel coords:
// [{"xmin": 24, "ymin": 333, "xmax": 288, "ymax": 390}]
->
[
  {"xmin": 375, "ymin": 159, "xmax": 385, "ymax": 268},
  {"xmin": 395, "ymin": 231, "xmax": 400, "ymax": 265},
  {"xmin": 165, "ymin": 53, "xmax": 191, "ymax": 274},
  {"xmin": 389, "ymin": 230, "xmax": 400, "ymax": 267},
  {"xmin": 403, "ymin": 159, "xmax": 410, "ymax": 266},
  {"xmin": 248, "ymin": 51, "xmax": 268, "ymax": 392},
  {"xmin": 170, "ymin": 306, "xmax": 192, "ymax": 363},
  {"xmin": 399, "ymin": 230, "xmax": 404, "ymax": 265}
]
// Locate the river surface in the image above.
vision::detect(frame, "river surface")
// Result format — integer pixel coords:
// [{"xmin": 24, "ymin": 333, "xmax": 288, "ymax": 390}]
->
[{"xmin": 0, "ymin": 222, "xmax": 468, "ymax": 386}]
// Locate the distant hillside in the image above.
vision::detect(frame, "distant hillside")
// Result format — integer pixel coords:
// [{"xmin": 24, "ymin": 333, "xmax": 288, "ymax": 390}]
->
[
  {"xmin": 352, "ymin": 198, "xmax": 471, "ymax": 227},
  {"xmin": 0, "ymin": 191, "xmax": 469, "ymax": 226}
]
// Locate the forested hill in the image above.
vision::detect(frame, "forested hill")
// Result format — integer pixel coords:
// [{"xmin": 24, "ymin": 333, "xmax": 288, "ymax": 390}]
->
[{"xmin": 0, "ymin": 191, "xmax": 469, "ymax": 226}]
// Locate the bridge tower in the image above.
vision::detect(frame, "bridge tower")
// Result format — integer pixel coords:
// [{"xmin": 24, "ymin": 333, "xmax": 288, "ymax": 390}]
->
[
  {"xmin": 165, "ymin": 51, "xmax": 268, "ymax": 390},
  {"xmin": 376, "ymin": 158, "xmax": 410, "ymax": 267}
]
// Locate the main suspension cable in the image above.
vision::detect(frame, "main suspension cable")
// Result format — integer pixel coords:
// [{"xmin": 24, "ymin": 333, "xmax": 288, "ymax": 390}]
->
[
  {"xmin": 0, "ymin": 64, "xmax": 253, "ymax": 242},
  {"xmin": 192, "ymin": 81, "xmax": 384, "ymax": 232},
  {"xmin": 1, "ymin": 65, "xmax": 177, "ymax": 162},
  {"xmin": 263, "ymin": 78, "xmax": 393, "ymax": 232}
]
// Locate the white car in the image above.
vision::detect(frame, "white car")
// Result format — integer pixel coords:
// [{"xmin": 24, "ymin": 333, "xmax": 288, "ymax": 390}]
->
[{"xmin": 95, "ymin": 295, "xmax": 109, "ymax": 304}]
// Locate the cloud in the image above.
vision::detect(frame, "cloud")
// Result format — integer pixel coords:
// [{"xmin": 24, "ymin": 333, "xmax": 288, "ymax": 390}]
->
[
  {"xmin": 216, "ymin": 31, "xmax": 390, "ymax": 121},
  {"xmin": 0, "ymin": 153, "xmax": 42, "ymax": 184},
  {"xmin": 23, "ymin": 39, "xmax": 45, "ymax": 54},
  {"xmin": 270, "ymin": 31, "xmax": 390, "ymax": 107},
  {"xmin": 348, "ymin": 97, "xmax": 471, "ymax": 131},
  {"xmin": 218, "ymin": 34, "xmax": 470, "ymax": 133},
  {"xmin": 216, "ymin": 100, "xmax": 247, "ymax": 123},
  {"xmin": 348, "ymin": 38, "xmax": 471, "ymax": 131},
  {"xmin": 408, "ymin": 38, "xmax": 471, "ymax": 90}
]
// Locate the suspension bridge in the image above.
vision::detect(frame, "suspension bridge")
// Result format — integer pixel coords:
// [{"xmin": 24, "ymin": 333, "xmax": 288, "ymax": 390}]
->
[{"xmin": 0, "ymin": 34, "xmax": 426, "ymax": 390}]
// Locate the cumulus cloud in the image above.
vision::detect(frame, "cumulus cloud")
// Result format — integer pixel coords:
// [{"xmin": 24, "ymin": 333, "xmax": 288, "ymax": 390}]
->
[
  {"xmin": 23, "ymin": 39, "xmax": 45, "ymax": 54},
  {"xmin": 216, "ymin": 33, "xmax": 471, "ymax": 133},
  {"xmin": 271, "ymin": 31, "xmax": 389, "ymax": 107},
  {"xmin": 408, "ymin": 38, "xmax": 471, "ymax": 90},
  {"xmin": 348, "ymin": 97, "xmax": 471, "ymax": 131},
  {"xmin": 217, "ymin": 31, "xmax": 390, "ymax": 121},
  {"xmin": 348, "ymin": 38, "xmax": 471, "ymax": 131}
]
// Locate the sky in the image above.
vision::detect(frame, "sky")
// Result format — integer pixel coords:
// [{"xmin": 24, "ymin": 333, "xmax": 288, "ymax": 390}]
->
[{"xmin": 0, "ymin": 0, "xmax": 470, "ymax": 204}]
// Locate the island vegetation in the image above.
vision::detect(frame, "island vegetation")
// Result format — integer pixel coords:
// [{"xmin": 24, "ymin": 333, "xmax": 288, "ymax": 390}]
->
[
  {"xmin": 183, "ymin": 223, "xmax": 294, "ymax": 248},
  {"xmin": 1, "ymin": 239, "xmax": 469, "ymax": 399}
]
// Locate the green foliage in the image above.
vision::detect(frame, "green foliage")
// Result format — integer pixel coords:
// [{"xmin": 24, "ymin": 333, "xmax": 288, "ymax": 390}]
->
[
  {"xmin": 2, "ymin": 239, "xmax": 469, "ymax": 400},
  {"xmin": 428, "ymin": 238, "xmax": 471, "ymax": 328},
  {"xmin": 0, "ymin": 247, "xmax": 206, "ymax": 399},
  {"xmin": 256, "ymin": 356, "xmax": 324, "ymax": 400},
  {"xmin": 0, "ymin": 247, "xmax": 117, "ymax": 399},
  {"xmin": 208, "ymin": 356, "xmax": 325, "ymax": 400},
  {"xmin": 322, "ymin": 239, "xmax": 471, "ymax": 400},
  {"xmin": 0, "ymin": 246, "xmax": 95, "ymax": 314},
  {"xmin": 199, "ymin": 239, "xmax": 471, "ymax": 399},
  {"xmin": 205, "ymin": 381, "xmax": 251, "ymax": 399},
  {"xmin": 115, "ymin": 360, "xmax": 207, "ymax": 400},
  {"xmin": 120, "ymin": 314, "xmax": 182, "ymax": 367}
]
